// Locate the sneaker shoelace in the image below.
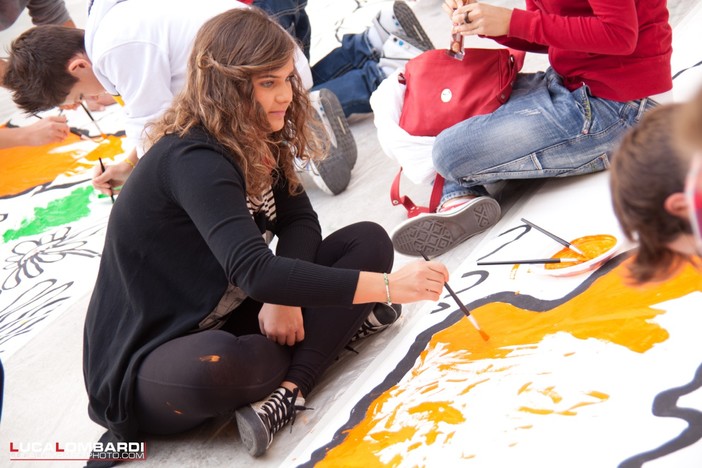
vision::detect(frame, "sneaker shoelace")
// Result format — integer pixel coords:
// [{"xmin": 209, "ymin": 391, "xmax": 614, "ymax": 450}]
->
[
  {"xmin": 344, "ymin": 304, "xmax": 401, "ymax": 354},
  {"xmin": 351, "ymin": 318, "xmax": 383, "ymax": 342},
  {"xmin": 345, "ymin": 319, "xmax": 382, "ymax": 354},
  {"xmin": 260, "ymin": 388, "xmax": 311, "ymax": 437}
]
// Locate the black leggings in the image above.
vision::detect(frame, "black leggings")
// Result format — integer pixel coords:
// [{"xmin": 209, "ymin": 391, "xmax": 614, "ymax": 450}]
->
[{"xmin": 134, "ymin": 222, "xmax": 393, "ymax": 435}]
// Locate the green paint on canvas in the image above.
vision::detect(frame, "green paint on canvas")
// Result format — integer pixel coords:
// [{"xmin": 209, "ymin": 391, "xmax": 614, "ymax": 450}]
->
[{"xmin": 2, "ymin": 186, "xmax": 93, "ymax": 243}]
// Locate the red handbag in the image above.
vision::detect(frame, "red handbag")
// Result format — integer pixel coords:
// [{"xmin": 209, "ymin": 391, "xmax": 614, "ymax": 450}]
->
[
  {"xmin": 392, "ymin": 48, "xmax": 525, "ymax": 217},
  {"xmin": 399, "ymin": 48, "xmax": 524, "ymax": 137}
]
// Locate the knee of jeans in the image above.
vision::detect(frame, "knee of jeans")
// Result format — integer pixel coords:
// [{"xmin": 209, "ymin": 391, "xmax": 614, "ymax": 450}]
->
[
  {"xmin": 431, "ymin": 135, "xmax": 451, "ymax": 175},
  {"xmin": 432, "ymin": 135, "xmax": 466, "ymax": 180}
]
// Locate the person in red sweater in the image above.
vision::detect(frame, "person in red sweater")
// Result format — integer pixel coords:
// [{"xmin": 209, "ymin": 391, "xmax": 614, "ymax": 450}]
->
[{"xmin": 391, "ymin": 0, "xmax": 673, "ymax": 257}]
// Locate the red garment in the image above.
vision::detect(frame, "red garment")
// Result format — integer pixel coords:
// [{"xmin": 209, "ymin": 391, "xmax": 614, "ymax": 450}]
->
[{"xmin": 500, "ymin": 0, "xmax": 672, "ymax": 102}]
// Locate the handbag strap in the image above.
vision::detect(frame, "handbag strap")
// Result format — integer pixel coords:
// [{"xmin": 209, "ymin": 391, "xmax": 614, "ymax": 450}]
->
[{"xmin": 390, "ymin": 168, "xmax": 445, "ymax": 218}]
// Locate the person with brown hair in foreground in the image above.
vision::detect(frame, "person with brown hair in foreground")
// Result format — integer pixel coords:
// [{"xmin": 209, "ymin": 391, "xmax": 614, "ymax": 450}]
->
[
  {"xmin": 676, "ymin": 86, "xmax": 702, "ymax": 253},
  {"xmin": 610, "ymin": 103, "xmax": 699, "ymax": 283},
  {"xmin": 82, "ymin": 8, "xmax": 448, "ymax": 464}
]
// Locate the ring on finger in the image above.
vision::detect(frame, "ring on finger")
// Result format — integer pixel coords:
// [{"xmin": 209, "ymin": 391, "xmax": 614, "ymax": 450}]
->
[{"xmin": 464, "ymin": 11, "xmax": 471, "ymax": 24}]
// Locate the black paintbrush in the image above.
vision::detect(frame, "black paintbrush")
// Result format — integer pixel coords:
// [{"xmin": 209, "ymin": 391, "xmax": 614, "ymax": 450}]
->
[
  {"xmin": 521, "ymin": 218, "xmax": 586, "ymax": 256},
  {"xmin": 419, "ymin": 252, "xmax": 489, "ymax": 340},
  {"xmin": 477, "ymin": 258, "xmax": 580, "ymax": 266},
  {"xmin": 98, "ymin": 157, "xmax": 115, "ymax": 204}
]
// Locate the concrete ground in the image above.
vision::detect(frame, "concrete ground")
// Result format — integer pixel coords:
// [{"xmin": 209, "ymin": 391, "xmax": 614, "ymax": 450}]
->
[{"xmin": 1, "ymin": 0, "xmax": 699, "ymax": 467}]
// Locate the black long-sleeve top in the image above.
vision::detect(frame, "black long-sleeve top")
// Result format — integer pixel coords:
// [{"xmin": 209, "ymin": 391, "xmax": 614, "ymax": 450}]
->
[{"xmin": 83, "ymin": 128, "xmax": 360, "ymax": 440}]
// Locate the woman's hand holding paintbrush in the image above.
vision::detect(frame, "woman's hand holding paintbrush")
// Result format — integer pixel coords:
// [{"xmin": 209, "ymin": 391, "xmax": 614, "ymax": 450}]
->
[
  {"xmin": 98, "ymin": 158, "xmax": 115, "ymax": 204},
  {"xmin": 92, "ymin": 157, "xmax": 133, "ymax": 198},
  {"xmin": 390, "ymin": 260, "xmax": 449, "ymax": 303},
  {"xmin": 354, "ymin": 260, "xmax": 450, "ymax": 305}
]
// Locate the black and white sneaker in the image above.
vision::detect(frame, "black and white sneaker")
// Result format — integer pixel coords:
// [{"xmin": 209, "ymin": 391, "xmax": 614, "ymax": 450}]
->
[
  {"xmin": 350, "ymin": 302, "xmax": 403, "ymax": 343},
  {"xmin": 235, "ymin": 387, "xmax": 310, "ymax": 457}
]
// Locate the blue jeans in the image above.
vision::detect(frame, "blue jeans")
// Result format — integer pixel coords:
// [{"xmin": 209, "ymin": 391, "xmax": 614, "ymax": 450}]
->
[
  {"xmin": 434, "ymin": 67, "xmax": 657, "ymax": 205},
  {"xmin": 254, "ymin": 0, "xmax": 385, "ymax": 116},
  {"xmin": 311, "ymin": 32, "xmax": 385, "ymax": 116},
  {"xmin": 253, "ymin": 0, "xmax": 311, "ymax": 58}
]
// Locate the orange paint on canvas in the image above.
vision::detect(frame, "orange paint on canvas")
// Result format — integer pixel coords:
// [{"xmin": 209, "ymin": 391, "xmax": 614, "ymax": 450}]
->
[
  {"xmin": 316, "ymin": 259, "xmax": 702, "ymax": 466},
  {"xmin": 0, "ymin": 135, "xmax": 123, "ymax": 198}
]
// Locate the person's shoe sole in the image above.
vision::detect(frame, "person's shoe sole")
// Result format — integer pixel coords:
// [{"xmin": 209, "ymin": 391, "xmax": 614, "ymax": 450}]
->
[
  {"xmin": 391, "ymin": 197, "xmax": 501, "ymax": 257},
  {"xmin": 318, "ymin": 88, "xmax": 357, "ymax": 169},
  {"xmin": 393, "ymin": 1, "xmax": 434, "ymax": 51},
  {"xmin": 308, "ymin": 89, "xmax": 354, "ymax": 195},
  {"xmin": 310, "ymin": 157, "xmax": 351, "ymax": 196},
  {"xmin": 235, "ymin": 406, "xmax": 269, "ymax": 457}
]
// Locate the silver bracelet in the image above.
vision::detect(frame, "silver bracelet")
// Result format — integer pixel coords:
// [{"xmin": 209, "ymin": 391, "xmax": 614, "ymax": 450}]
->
[{"xmin": 383, "ymin": 272, "xmax": 392, "ymax": 306}]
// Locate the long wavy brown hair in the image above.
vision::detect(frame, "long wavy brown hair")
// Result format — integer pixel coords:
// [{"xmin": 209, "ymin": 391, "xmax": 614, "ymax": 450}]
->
[
  {"xmin": 146, "ymin": 7, "xmax": 324, "ymax": 197},
  {"xmin": 610, "ymin": 103, "xmax": 692, "ymax": 283}
]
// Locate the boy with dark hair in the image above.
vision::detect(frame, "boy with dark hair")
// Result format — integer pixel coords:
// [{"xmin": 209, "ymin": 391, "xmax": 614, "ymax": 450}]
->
[
  {"xmin": 0, "ymin": 0, "xmax": 74, "ymax": 148},
  {"xmin": 3, "ymin": 25, "xmax": 85, "ymax": 113}
]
